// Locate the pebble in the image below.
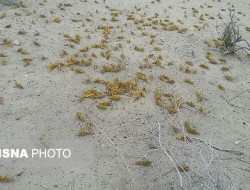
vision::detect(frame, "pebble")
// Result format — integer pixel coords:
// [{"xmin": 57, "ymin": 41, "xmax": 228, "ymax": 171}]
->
[
  {"xmin": 13, "ymin": 40, "xmax": 20, "ymax": 46},
  {"xmin": 0, "ymin": 11, "xmax": 6, "ymax": 19},
  {"xmin": 0, "ymin": 0, "xmax": 18, "ymax": 5},
  {"xmin": 52, "ymin": 184, "xmax": 58, "ymax": 188}
]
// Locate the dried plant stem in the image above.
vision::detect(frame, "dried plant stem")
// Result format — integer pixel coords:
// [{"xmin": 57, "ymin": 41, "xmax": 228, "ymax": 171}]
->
[
  {"xmin": 91, "ymin": 118, "xmax": 136, "ymax": 190},
  {"xmin": 156, "ymin": 118, "xmax": 186, "ymax": 189}
]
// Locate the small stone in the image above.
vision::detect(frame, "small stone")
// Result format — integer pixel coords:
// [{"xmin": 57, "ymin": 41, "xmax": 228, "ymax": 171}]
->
[
  {"xmin": 52, "ymin": 184, "xmax": 58, "ymax": 188},
  {"xmin": 0, "ymin": 11, "xmax": 6, "ymax": 19},
  {"xmin": 13, "ymin": 40, "xmax": 20, "ymax": 46},
  {"xmin": 234, "ymin": 140, "xmax": 241, "ymax": 145},
  {"xmin": 0, "ymin": 0, "xmax": 18, "ymax": 5}
]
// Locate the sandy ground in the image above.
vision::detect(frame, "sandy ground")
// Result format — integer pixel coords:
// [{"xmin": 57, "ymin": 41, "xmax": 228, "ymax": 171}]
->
[{"xmin": 0, "ymin": 0, "xmax": 250, "ymax": 189}]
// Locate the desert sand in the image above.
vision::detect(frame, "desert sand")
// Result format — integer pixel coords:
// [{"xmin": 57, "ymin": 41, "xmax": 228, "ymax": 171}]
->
[{"xmin": 0, "ymin": 0, "xmax": 250, "ymax": 189}]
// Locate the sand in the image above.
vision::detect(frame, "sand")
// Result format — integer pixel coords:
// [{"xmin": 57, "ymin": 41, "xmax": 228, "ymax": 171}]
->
[{"xmin": 0, "ymin": 0, "xmax": 250, "ymax": 189}]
